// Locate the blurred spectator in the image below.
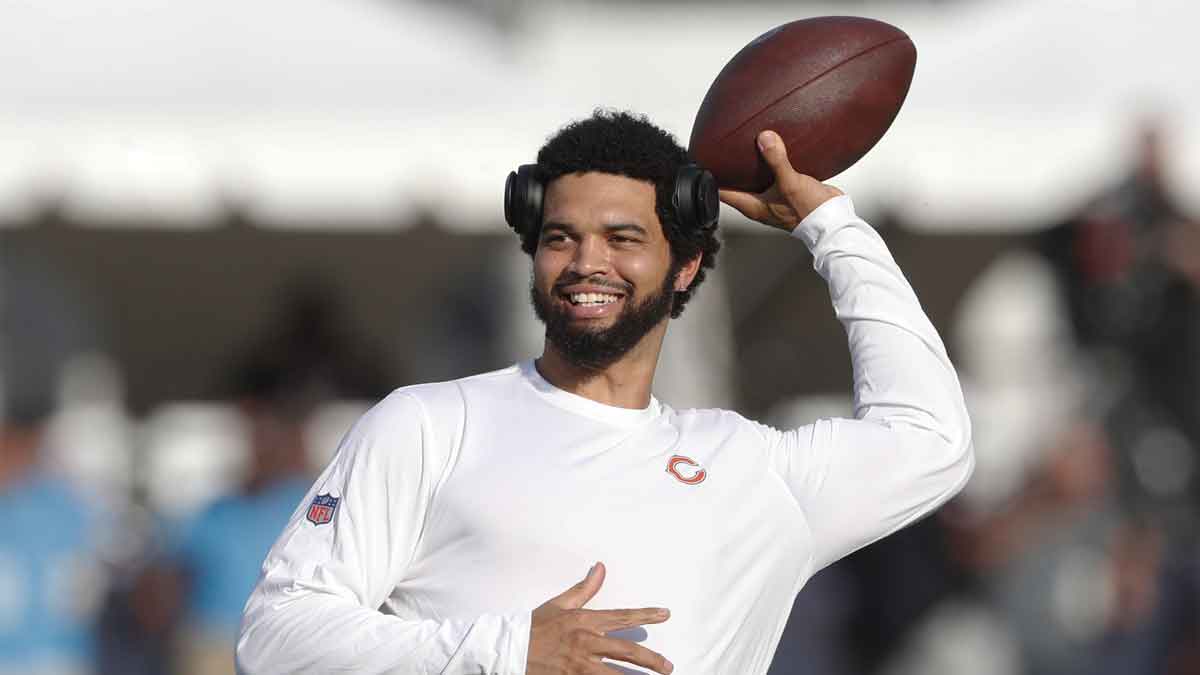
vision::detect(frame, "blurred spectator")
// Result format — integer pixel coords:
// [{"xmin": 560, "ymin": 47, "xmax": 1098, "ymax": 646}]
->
[
  {"xmin": 166, "ymin": 368, "xmax": 315, "ymax": 675},
  {"xmin": 119, "ymin": 363, "xmax": 321, "ymax": 675},
  {"xmin": 952, "ymin": 421, "xmax": 1122, "ymax": 675},
  {"xmin": 1, "ymin": 242, "xmax": 110, "ymax": 675},
  {"xmin": 1042, "ymin": 120, "xmax": 1200, "ymax": 528},
  {"xmin": 924, "ymin": 118, "xmax": 1200, "ymax": 675},
  {"xmin": 879, "ymin": 127, "xmax": 1200, "ymax": 672},
  {"xmin": 0, "ymin": 398, "xmax": 107, "ymax": 675},
  {"xmin": 115, "ymin": 276, "xmax": 394, "ymax": 675}
]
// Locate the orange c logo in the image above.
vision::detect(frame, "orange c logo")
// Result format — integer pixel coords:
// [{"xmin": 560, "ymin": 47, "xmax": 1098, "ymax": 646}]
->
[{"xmin": 666, "ymin": 455, "xmax": 707, "ymax": 485}]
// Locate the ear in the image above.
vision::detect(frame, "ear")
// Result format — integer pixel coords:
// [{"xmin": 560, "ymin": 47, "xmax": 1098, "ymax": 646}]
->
[{"xmin": 673, "ymin": 253, "xmax": 703, "ymax": 292}]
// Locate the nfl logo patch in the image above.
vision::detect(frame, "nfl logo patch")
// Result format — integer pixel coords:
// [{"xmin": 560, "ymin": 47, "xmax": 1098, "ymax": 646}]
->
[{"xmin": 306, "ymin": 493, "xmax": 339, "ymax": 526}]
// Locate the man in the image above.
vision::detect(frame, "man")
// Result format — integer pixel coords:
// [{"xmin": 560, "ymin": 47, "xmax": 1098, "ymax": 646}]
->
[
  {"xmin": 1, "ymin": 252, "xmax": 108, "ymax": 674},
  {"xmin": 0, "ymin": 399, "xmax": 105, "ymax": 673},
  {"xmin": 167, "ymin": 357, "xmax": 322, "ymax": 674},
  {"xmin": 236, "ymin": 111, "xmax": 973, "ymax": 674}
]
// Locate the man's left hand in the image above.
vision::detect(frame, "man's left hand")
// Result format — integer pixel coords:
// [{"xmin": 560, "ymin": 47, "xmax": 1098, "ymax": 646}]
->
[{"xmin": 719, "ymin": 130, "xmax": 843, "ymax": 232}]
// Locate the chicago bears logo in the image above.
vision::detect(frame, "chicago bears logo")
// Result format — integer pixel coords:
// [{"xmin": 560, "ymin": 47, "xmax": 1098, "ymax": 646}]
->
[
  {"xmin": 306, "ymin": 493, "xmax": 339, "ymax": 526},
  {"xmin": 666, "ymin": 455, "xmax": 707, "ymax": 485}
]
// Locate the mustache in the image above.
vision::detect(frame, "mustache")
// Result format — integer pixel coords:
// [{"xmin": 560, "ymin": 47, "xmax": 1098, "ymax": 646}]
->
[{"xmin": 552, "ymin": 274, "xmax": 632, "ymax": 293}]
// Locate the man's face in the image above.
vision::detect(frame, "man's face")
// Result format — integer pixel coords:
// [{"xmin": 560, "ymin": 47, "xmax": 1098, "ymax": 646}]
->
[{"xmin": 530, "ymin": 171, "xmax": 684, "ymax": 368}]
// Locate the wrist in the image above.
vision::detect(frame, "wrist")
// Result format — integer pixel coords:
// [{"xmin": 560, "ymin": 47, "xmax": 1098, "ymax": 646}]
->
[{"xmin": 790, "ymin": 194, "xmax": 855, "ymax": 246}]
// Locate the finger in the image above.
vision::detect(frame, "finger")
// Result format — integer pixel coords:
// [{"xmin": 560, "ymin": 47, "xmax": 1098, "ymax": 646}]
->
[
  {"xmin": 756, "ymin": 130, "xmax": 797, "ymax": 180},
  {"xmin": 755, "ymin": 130, "xmax": 815, "ymax": 213},
  {"xmin": 756, "ymin": 131, "xmax": 844, "ymax": 219},
  {"xmin": 551, "ymin": 562, "xmax": 606, "ymax": 610},
  {"xmin": 718, "ymin": 189, "xmax": 768, "ymax": 221},
  {"xmin": 580, "ymin": 607, "xmax": 671, "ymax": 632},
  {"xmin": 588, "ymin": 634, "xmax": 674, "ymax": 675}
]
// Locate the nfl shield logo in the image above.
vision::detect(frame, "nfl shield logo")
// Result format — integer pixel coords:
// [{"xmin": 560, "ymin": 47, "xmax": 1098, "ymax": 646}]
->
[{"xmin": 306, "ymin": 493, "xmax": 339, "ymax": 526}]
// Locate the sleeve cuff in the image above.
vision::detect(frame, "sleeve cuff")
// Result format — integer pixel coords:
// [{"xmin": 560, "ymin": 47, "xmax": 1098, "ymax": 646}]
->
[{"xmin": 789, "ymin": 194, "xmax": 857, "ymax": 248}]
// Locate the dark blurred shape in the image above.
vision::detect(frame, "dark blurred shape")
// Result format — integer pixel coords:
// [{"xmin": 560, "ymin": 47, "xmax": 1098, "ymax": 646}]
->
[
  {"xmin": 224, "ymin": 275, "xmax": 394, "ymax": 408},
  {"xmin": 1, "ymin": 247, "xmax": 99, "ymax": 426},
  {"xmin": 1042, "ymin": 121, "xmax": 1199, "ymax": 459}
]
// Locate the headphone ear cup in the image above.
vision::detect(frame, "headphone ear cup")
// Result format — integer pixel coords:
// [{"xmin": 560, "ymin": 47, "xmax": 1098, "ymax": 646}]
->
[
  {"xmin": 504, "ymin": 170, "xmax": 520, "ymax": 230},
  {"xmin": 674, "ymin": 164, "xmax": 719, "ymax": 231},
  {"xmin": 505, "ymin": 164, "xmax": 544, "ymax": 236},
  {"xmin": 694, "ymin": 169, "xmax": 719, "ymax": 230}
]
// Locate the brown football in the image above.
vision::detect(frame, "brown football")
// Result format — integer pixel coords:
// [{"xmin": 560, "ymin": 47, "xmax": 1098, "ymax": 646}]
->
[{"xmin": 689, "ymin": 16, "xmax": 916, "ymax": 193}]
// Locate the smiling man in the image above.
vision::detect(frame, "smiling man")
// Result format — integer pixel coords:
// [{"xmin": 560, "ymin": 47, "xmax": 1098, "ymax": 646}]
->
[
  {"xmin": 236, "ymin": 110, "xmax": 974, "ymax": 674},
  {"xmin": 531, "ymin": 171, "xmax": 698, "ymax": 384}
]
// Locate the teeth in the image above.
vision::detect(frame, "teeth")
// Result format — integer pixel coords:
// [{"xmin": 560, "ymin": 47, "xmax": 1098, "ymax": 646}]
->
[{"xmin": 569, "ymin": 292, "xmax": 619, "ymax": 306}]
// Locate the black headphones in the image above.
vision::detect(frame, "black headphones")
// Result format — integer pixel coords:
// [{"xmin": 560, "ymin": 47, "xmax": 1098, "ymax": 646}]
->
[{"xmin": 504, "ymin": 163, "xmax": 720, "ymax": 237}]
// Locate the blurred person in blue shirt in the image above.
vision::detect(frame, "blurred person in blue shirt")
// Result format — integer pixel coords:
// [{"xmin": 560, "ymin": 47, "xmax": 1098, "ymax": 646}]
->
[
  {"xmin": 1, "ymin": 240, "xmax": 109, "ymax": 675},
  {"xmin": 167, "ymin": 358, "xmax": 319, "ymax": 675},
  {"xmin": 0, "ymin": 399, "xmax": 106, "ymax": 675},
  {"xmin": 118, "ymin": 277, "xmax": 392, "ymax": 674}
]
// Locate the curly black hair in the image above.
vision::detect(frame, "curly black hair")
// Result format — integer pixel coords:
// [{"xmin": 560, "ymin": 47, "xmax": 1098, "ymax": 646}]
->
[{"xmin": 518, "ymin": 109, "xmax": 721, "ymax": 319}]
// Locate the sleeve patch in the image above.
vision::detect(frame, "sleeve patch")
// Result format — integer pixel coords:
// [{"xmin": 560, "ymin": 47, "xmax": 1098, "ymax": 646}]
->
[{"xmin": 305, "ymin": 493, "xmax": 340, "ymax": 526}]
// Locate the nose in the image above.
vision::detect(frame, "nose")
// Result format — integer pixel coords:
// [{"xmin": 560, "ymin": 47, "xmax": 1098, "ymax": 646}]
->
[{"xmin": 569, "ymin": 235, "xmax": 610, "ymax": 277}]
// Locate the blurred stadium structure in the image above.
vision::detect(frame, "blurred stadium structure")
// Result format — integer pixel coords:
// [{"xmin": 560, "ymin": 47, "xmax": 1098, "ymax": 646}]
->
[
  {"xmin": 2, "ymin": 0, "xmax": 1199, "ymax": 229},
  {"xmin": 2, "ymin": 1, "xmax": 1199, "ymax": 673}
]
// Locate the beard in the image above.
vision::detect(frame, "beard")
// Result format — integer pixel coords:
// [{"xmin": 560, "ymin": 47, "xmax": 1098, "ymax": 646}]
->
[{"xmin": 531, "ymin": 263, "xmax": 679, "ymax": 370}]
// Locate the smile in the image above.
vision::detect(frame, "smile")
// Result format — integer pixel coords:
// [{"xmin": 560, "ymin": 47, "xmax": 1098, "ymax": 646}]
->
[{"xmin": 567, "ymin": 292, "xmax": 621, "ymax": 306}]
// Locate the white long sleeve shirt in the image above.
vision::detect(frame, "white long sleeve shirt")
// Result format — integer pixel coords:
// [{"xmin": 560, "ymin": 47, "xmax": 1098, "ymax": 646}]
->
[{"xmin": 236, "ymin": 195, "xmax": 974, "ymax": 674}]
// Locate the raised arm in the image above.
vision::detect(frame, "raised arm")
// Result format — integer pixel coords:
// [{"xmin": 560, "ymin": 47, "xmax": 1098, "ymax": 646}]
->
[
  {"xmin": 722, "ymin": 131, "xmax": 974, "ymax": 572},
  {"xmin": 235, "ymin": 392, "xmax": 529, "ymax": 674}
]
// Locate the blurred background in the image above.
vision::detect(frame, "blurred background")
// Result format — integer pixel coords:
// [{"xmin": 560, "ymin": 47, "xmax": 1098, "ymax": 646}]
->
[{"xmin": 2, "ymin": 0, "xmax": 1198, "ymax": 673}]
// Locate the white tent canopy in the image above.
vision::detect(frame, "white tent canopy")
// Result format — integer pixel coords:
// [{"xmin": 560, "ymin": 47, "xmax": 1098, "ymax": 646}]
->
[{"xmin": 1, "ymin": 0, "xmax": 1196, "ymax": 230}]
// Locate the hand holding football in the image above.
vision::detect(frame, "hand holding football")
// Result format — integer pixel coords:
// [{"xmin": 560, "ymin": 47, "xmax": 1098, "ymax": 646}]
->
[{"xmin": 689, "ymin": 16, "xmax": 917, "ymax": 192}]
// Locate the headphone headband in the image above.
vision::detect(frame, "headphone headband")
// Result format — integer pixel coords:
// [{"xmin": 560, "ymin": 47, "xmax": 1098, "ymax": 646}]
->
[{"xmin": 504, "ymin": 163, "xmax": 719, "ymax": 238}]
